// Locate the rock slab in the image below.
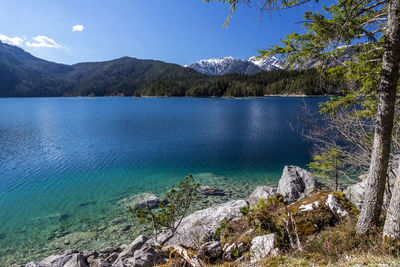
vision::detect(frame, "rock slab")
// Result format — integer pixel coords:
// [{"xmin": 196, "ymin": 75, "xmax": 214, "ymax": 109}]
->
[
  {"xmin": 159, "ymin": 199, "xmax": 248, "ymax": 248},
  {"xmin": 26, "ymin": 250, "xmax": 88, "ymax": 267},
  {"xmin": 250, "ymin": 234, "xmax": 279, "ymax": 263}
]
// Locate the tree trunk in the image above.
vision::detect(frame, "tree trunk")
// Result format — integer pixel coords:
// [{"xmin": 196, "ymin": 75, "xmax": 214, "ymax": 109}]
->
[
  {"xmin": 356, "ymin": 0, "xmax": 400, "ymax": 234},
  {"xmin": 384, "ymin": 160, "xmax": 400, "ymax": 238}
]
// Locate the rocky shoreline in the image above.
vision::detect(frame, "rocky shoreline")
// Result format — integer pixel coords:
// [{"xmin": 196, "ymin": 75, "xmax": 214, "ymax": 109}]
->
[{"xmin": 21, "ymin": 166, "xmax": 367, "ymax": 267}]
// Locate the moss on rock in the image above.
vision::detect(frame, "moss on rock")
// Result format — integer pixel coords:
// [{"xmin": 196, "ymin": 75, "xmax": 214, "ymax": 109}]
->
[{"xmin": 287, "ymin": 192, "xmax": 358, "ymax": 240}]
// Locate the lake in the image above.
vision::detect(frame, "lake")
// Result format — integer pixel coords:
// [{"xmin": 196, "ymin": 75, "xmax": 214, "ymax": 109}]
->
[{"xmin": 0, "ymin": 97, "xmax": 325, "ymax": 265}]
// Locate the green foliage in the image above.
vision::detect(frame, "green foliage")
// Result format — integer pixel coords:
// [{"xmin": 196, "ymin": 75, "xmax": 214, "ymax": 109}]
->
[
  {"xmin": 231, "ymin": 246, "xmax": 239, "ymax": 257},
  {"xmin": 129, "ymin": 174, "xmax": 200, "ymax": 243},
  {"xmin": 246, "ymin": 195, "xmax": 287, "ymax": 246},
  {"xmin": 214, "ymin": 219, "xmax": 230, "ymax": 240},
  {"xmin": 240, "ymin": 205, "xmax": 250, "ymax": 217},
  {"xmin": 257, "ymin": 0, "xmax": 387, "ymax": 121},
  {"xmin": 308, "ymin": 148, "xmax": 343, "ymax": 190}
]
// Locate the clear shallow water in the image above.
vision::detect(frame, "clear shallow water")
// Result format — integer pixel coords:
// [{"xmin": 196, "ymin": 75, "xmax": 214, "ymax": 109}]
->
[{"xmin": 0, "ymin": 97, "xmax": 324, "ymax": 265}]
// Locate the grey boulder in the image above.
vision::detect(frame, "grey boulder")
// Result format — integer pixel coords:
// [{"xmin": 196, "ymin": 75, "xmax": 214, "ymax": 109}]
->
[
  {"xmin": 119, "ymin": 242, "xmax": 163, "ymax": 267},
  {"xmin": 344, "ymin": 172, "xmax": 396, "ymax": 211},
  {"xmin": 38, "ymin": 250, "xmax": 88, "ymax": 267},
  {"xmin": 277, "ymin": 166, "xmax": 324, "ymax": 203},
  {"xmin": 89, "ymin": 259, "xmax": 109, "ymax": 267},
  {"xmin": 344, "ymin": 176, "xmax": 367, "ymax": 210},
  {"xmin": 114, "ymin": 235, "xmax": 149, "ymax": 263},
  {"xmin": 248, "ymin": 186, "xmax": 276, "ymax": 206}
]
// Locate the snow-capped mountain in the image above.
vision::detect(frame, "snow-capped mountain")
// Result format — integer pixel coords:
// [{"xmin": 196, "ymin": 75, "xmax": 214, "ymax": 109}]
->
[
  {"xmin": 185, "ymin": 56, "xmax": 285, "ymax": 75},
  {"xmin": 247, "ymin": 56, "xmax": 285, "ymax": 71}
]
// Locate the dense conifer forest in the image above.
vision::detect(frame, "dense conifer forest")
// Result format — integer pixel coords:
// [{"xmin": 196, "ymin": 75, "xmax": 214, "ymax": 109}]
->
[{"xmin": 143, "ymin": 69, "xmax": 334, "ymax": 97}]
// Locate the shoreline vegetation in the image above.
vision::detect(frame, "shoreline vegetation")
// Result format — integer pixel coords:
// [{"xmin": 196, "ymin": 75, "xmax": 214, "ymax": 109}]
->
[
  {"xmin": 21, "ymin": 166, "xmax": 397, "ymax": 267},
  {"xmin": 60, "ymin": 94, "xmax": 332, "ymax": 99}
]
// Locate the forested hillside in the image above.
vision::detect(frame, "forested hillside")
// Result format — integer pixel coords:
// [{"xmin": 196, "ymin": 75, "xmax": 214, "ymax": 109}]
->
[
  {"xmin": 144, "ymin": 68, "xmax": 334, "ymax": 97},
  {"xmin": 0, "ymin": 41, "xmax": 336, "ymax": 97}
]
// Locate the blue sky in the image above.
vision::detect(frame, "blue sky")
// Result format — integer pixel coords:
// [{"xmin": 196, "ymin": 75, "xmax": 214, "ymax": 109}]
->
[{"xmin": 0, "ymin": 0, "xmax": 324, "ymax": 65}]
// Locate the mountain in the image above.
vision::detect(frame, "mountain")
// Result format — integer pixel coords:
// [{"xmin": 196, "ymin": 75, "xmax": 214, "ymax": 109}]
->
[
  {"xmin": 186, "ymin": 46, "xmax": 359, "ymax": 76},
  {"xmin": 0, "ymin": 41, "xmax": 205, "ymax": 97},
  {"xmin": 246, "ymin": 56, "xmax": 285, "ymax": 71},
  {"xmin": 0, "ymin": 41, "xmax": 337, "ymax": 97},
  {"xmin": 185, "ymin": 56, "xmax": 285, "ymax": 75},
  {"xmin": 0, "ymin": 42, "xmax": 73, "ymax": 96}
]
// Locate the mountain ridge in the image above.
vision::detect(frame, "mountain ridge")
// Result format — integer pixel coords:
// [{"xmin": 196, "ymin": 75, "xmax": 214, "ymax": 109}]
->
[
  {"xmin": 185, "ymin": 56, "xmax": 285, "ymax": 75},
  {"xmin": 0, "ymin": 41, "xmax": 336, "ymax": 97},
  {"xmin": 0, "ymin": 41, "xmax": 205, "ymax": 97}
]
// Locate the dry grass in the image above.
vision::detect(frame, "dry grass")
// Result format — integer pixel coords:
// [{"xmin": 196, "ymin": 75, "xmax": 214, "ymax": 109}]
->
[
  {"xmin": 207, "ymin": 218, "xmax": 400, "ymax": 267},
  {"xmin": 207, "ymin": 253, "xmax": 400, "ymax": 266},
  {"xmin": 256, "ymin": 253, "xmax": 400, "ymax": 266},
  {"xmin": 199, "ymin": 194, "xmax": 400, "ymax": 267}
]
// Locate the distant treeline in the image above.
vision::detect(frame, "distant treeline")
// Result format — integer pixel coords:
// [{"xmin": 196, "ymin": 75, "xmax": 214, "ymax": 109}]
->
[{"xmin": 142, "ymin": 69, "xmax": 335, "ymax": 97}]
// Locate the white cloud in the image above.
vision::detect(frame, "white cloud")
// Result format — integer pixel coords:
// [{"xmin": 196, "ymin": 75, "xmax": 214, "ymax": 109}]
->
[
  {"xmin": 25, "ymin": 35, "xmax": 62, "ymax": 49},
  {"xmin": 0, "ymin": 34, "xmax": 24, "ymax": 46},
  {"xmin": 72, "ymin": 25, "xmax": 84, "ymax": 32}
]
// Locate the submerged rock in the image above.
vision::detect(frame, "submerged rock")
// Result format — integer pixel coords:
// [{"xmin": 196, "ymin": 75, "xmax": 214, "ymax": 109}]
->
[
  {"xmin": 118, "ymin": 193, "xmax": 164, "ymax": 209},
  {"xmin": 250, "ymin": 234, "xmax": 279, "ymax": 263},
  {"xmin": 199, "ymin": 185, "xmax": 225, "ymax": 196},
  {"xmin": 159, "ymin": 199, "xmax": 248, "ymax": 248},
  {"xmin": 277, "ymin": 166, "xmax": 324, "ymax": 203},
  {"xmin": 133, "ymin": 193, "xmax": 164, "ymax": 209},
  {"xmin": 247, "ymin": 186, "xmax": 276, "ymax": 206},
  {"xmin": 49, "ymin": 231, "xmax": 96, "ymax": 249}
]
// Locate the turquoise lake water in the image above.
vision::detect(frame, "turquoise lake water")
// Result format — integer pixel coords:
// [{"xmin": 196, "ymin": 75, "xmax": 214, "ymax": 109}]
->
[{"xmin": 0, "ymin": 97, "xmax": 325, "ymax": 265}]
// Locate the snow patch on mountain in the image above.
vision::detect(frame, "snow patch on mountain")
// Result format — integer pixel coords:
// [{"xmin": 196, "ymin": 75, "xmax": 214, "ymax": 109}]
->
[
  {"xmin": 185, "ymin": 56, "xmax": 285, "ymax": 75},
  {"xmin": 247, "ymin": 56, "xmax": 285, "ymax": 71}
]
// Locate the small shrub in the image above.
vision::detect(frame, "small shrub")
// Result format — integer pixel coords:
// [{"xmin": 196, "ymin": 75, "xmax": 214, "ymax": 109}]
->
[
  {"xmin": 129, "ymin": 174, "xmax": 200, "ymax": 244},
  {"xmin": 231, "ymin": 246, "xmax": 239, "ymax": 257},
  {"xmin": 240, "ymin": 205, "xmax": 249, "ymax": 216},
  {"xmin": 215, "ymin": 219, "xmax": 229, "ymax": 240}
]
